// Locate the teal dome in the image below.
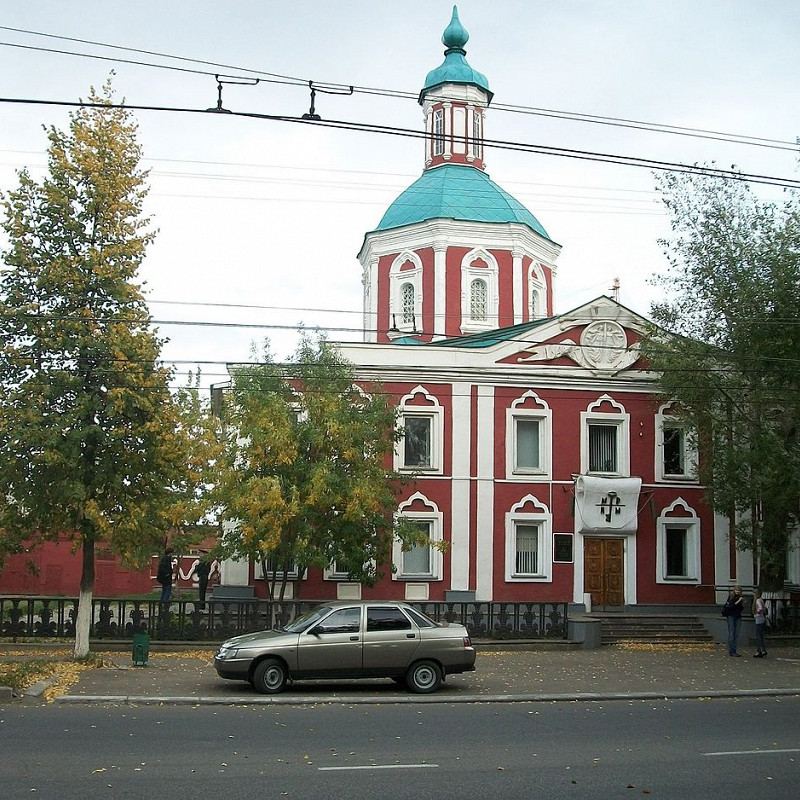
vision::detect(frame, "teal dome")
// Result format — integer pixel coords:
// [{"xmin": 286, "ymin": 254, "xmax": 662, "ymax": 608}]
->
[
  {"xmin": 373, "ymin": 164, "xmax": 551, "ymax": 240},
  {"xmin": 419, "ymin": 6, "xmax": 491, "ymax": 103}
]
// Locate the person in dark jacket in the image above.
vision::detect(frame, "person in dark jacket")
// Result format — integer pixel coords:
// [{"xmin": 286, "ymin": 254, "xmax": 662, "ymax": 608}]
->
[
  {"xmin": 724, "ymin": 585, "xmax": 745, "ymax": 656},
  {"xmin": 192, "ymin": 552, "xmax": 216, "ymax": 608},
  {"xmin": 157, "ymin": 547, "xmax": 175, "ymax": 604}
]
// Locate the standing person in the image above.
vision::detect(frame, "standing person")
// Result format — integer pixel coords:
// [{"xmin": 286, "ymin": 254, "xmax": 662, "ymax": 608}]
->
[
  {"xmin": 157, "ymin": 546, "xmax": 175, "ymax": 604},
  {"xmin": 752, "ymin": 588, "xmax": 768, "ymax": 658},
  {"xmin": 192, "ymin": 552, "xmax": 213, "ymax": 608},
  {"xmin": 724, "ymin": 585, "xmax": 745, "ymax": 656}
]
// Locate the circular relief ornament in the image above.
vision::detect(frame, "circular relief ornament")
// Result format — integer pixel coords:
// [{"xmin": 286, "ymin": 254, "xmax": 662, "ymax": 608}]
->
[{"xmin": 580, "ymin": 321, "xmax": 628, "ymax": 369}]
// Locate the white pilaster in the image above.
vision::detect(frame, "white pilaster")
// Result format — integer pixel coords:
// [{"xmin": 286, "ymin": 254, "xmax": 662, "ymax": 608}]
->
[
  {"xmin": 449, "ymin": 381, "xmax": 472, "ymax": 591},
  {"xmin": 512, "ymin": 251, "xmax": 523, "ymax": 324},
  {"xmin": 475, "ymin": 384, "xmax": 495, "ymax": 600}
]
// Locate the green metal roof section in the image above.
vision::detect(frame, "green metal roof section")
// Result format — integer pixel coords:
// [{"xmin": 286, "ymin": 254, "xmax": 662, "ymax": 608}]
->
[
  {"xmin": 419, "ymin": 6, "xmax": 492, "ymax": 104},
  {"xmin": 394, "ymin": 317, "xmax": 554, "ymax": 349},
  {"xmin": 373, "ymin": 164, "xmax": 551, "ymax": 240}
]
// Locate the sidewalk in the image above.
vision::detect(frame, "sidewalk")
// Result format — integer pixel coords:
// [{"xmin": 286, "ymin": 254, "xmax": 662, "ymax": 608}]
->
[{"xmin": 7, "ymin": 641, "xmax": 799, "ymax": 706}]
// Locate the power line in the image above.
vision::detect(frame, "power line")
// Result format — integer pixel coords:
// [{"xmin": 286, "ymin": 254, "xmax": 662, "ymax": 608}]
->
[
  {"xmin": 1, "ymin": 96, "xmax": 799, "ymax": 190},
  {"xmin": 1, "ymin": 26, "xmax": 797, "ymax": 153}
]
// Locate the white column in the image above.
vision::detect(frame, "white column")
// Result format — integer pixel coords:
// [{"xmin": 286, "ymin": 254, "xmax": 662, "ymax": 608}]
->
[
  {"xmin": 475, "ymin": 384, "xmax": 495, "ymax": 601},
  {"xmin": 512, "ymin": 251, "xmax": 523, "ymax": 325},
  {"xmin": 433, "ymin": 244, "xmax": 447, "ymax": 338},
  {"xmin": 449, "ymin": 381, "xmax": 472, "ymax": 591},
  {"xmin": 363, "ymin": 256, "xmax": 378, "ymax": 343}
]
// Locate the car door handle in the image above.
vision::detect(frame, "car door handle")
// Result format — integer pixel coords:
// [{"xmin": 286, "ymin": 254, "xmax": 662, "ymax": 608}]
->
[
  {"xmin": 350, "ymin": 636, "xmax": 360, "ymax": 641},
  {"xmin": 406, "ymin": 634, "xmax": 416, "ymax": 639}
]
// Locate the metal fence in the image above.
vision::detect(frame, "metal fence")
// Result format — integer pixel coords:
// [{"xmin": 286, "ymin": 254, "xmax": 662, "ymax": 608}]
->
[{"xmin": 0, "ymin": 597, "xmax": 569, "ymax": 642}]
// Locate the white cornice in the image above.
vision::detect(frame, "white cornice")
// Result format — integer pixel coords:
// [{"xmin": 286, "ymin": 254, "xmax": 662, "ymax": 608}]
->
[{"xmin": 358, "ymin": 218, "xmax": 561, "ymax": 266}]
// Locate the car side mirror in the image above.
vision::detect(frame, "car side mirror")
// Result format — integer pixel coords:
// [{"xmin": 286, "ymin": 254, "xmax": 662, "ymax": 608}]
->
[{"xmin": 308, "ymin": 625, "xmax": 324, "ymax": 636}]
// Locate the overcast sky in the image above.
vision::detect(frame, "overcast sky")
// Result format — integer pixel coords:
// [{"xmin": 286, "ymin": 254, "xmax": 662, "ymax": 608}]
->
[{"xmin": 1, "ymin": 1, "xmax": 798, "ymax": 389}]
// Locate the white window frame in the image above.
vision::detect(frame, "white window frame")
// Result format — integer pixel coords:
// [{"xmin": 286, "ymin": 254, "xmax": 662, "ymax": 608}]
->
[
  {"xmin": 432, "ymin": 107, "xmax": 445, "ymax": 157},
  {"xmin": 580, "ymin": 395, "xmax": 630, "ymax": 477},
  {"xmin": 656, "ymin": 498, "xmax": 701, "ymax": 584},
  {"xmin": 388, "ymin": 251, "xmax": 423, "ymax": 337},
  {"xmin": 460, "ymin": 248, "xmax": 499, "ymax": 333},
  {"xmin": 528, "ymin": 263, "xmax": 546, "ymax": 319},
  {"xmin": 505, "ymin": 495, "xmax": 553, "ymax": 582},
  {"xmin": 254, "ymin": 559, "xmax": 302, "ymax": 581},
  {"xmin": 505, "ymin": 390, "xmax": 552, "ymax": 480},
  {"xmin": 471, "ymin": 109, "xmax": 483, "ymax": 161},
  {"xmin": 655, "ymin": 403, "xmax": 698, "ymax": 482},
  {"xmin": 393, "ymin": 492, "xmax": 444, "ymax": 581},
  {"xmin": 394, "ymin": 386, "xmax": 444, "ymax": 474}
]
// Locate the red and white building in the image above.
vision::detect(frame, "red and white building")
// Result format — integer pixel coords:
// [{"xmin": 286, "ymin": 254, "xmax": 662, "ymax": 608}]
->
[
  {"xmin": 4, "ymin": 8, "xmax": 794, "ymax": 606},
  {"xmin": 289, "ymin": 7, "xmax": 779, "ymax": 610}
]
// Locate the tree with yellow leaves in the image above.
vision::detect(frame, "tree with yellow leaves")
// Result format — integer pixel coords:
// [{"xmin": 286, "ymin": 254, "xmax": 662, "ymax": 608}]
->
[
  {"xmin": 0, "ymin": 81, "xmax": 212, "ymax": 656},
  {"xmin": 216, "ymin": 335, "xmax": 424, "ymax": 600}
]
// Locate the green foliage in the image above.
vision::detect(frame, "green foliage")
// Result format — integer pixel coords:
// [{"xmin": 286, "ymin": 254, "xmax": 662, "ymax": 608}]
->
[
  {"xmin": 215, "ymin": 334, "xmax": 413, "ymax": 598},
  {"xmin": 645, "ymin": 168, "xmax": 800, "ymax": 589},
  {"xmin": 0, "ymin": 80, "xmax": 208, "ymax": 576}
]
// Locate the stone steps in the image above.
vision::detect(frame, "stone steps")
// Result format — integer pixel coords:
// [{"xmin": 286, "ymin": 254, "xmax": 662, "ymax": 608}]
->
[{"xmin": 600, "ymin": 615, "xmax": 713, "ymax": 645}]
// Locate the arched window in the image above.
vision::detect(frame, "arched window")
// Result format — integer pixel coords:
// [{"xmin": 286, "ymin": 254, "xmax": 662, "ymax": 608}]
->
[
  {"xmin": 389, "ymin": 252, "xmax": 423, "ymax": 337},
  {"xmin": 470, "ymin": 278, "xmax": 488, "ymax": 321},
  {"xmin": 401, "ymin": 282, "xmax": 415, "ymax": 325}
]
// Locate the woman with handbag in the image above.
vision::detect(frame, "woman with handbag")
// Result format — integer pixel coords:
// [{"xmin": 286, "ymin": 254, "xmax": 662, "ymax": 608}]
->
[{"xmin": 752, "ymin": 589, "xmax": 767, "ymax": 658}]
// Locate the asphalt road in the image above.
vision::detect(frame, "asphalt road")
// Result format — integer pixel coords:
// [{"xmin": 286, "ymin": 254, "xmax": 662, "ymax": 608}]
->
[{"xmin": 2, "ymin": 697, "xmax": 799, "ymax": 798}]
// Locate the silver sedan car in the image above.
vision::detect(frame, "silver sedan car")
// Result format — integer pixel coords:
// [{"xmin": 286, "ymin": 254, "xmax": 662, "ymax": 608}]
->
[{"xmin": 213, "ymin": 601, "xmax": 476, "ymax": 694}]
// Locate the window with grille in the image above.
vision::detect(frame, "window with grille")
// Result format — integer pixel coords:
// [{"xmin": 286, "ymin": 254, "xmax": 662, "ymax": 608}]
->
[
  {"xmin": 400, "ymin": 282, "xmax": 415, "ymax": 325},
  {"xmin": 588, "ymin": 424, "xmax": 618, "ymax": 473},
  {"xmin": 514, "ymin": 523, "xmax": 540, "ymax": 576},
  {"xmin": 470, "ymin": 278, "xmax": 488, "ymax": 321}
]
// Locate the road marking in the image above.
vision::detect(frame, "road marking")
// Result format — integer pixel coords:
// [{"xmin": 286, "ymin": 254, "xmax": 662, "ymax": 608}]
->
[
  {"xmin": 704, "ymin": 749, "xmax": 800, "ymax": 757},
  {"xmin": 318, "ymin": 764, "xmax": 439, "ymax": 771}
]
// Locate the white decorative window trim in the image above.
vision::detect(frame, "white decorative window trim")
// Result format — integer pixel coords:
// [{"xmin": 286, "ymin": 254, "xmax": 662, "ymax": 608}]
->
[
  {"xmin": 655, "ymin": 402, "xmax": 698, "ymax": 483},
  {"xmin": 580, "ymin": 395, "xmax": 630, "ymax": 476},
  {"xmin": 394, "ymin": 386, "xmax": 444, "ymax": 474},
  {"xmin": 656, "ymin": 498, "xmax": 701, "ymax": 584},
  {"xmin": 504, "ymin": 495, "xmax": 553, "ymax": 582},
  {"xmin": 393, "ymin": 492, "xmax": 444, "ymax": 582},
  {"xmin": 388, "ymin": 251, "xmax": 423, "ymax": 337},
  {"xmin": 460, "ymin": 248, "xmax": 499, "ymax": 333},
  {"xmin": 505, "ymin": 390, "xmax": 552, "ymax": 480},
  {"xmin": 528, "ymin": 263, "xmax": 546, "ymax": 319}
]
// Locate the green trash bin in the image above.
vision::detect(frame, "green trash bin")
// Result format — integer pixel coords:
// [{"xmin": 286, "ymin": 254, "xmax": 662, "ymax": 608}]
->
[{"xmin": 132, "ymin": 632, "xmax": 150, "ymax": 667}]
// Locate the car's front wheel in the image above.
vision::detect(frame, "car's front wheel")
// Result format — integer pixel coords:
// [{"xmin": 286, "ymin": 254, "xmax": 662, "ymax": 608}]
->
[
  {"xmin": 406, "ymin": 660, "xmax": 442, "ymax": 693},
  {"xmin": 252, "ymin": 658, "xmax": 289, "ymax": 694}
]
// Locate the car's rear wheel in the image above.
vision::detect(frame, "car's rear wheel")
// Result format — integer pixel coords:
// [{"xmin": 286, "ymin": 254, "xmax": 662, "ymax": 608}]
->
[
  {"xmin": 252, "ymin": 658, "xmax": 288, "ymax": 694},
  {"xmin": 406, "ymin": 660, "xmax": 442, "ymax": 693}
]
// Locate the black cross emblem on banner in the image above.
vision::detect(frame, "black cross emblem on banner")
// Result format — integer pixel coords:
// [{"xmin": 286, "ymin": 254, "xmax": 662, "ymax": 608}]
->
[{"xmin": 598, "ymin": 492, "xmax": 624, "ymax": 523}]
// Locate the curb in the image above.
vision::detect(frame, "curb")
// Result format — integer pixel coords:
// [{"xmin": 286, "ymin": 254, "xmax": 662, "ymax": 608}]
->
[{"xmin": 56, "ymin": 687, "xmax": 800, "ymax": 706}]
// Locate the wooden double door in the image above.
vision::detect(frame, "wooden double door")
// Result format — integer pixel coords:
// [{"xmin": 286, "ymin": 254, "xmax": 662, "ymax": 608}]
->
[{"xmin": 584, "ymin": 538, "xmax": 624, "ymax": 609}]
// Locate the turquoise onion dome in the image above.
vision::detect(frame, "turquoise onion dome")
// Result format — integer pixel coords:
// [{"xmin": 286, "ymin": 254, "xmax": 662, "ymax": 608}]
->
[
  {"xmin": 419, "ymin": 6, "xmax": 492, "ymax": 104},
  {"xmin": 374, "ymin": 164, "xmax": 551, "ymax": 240}
]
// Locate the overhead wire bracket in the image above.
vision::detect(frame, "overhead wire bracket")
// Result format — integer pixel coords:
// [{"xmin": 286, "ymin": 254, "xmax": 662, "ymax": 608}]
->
[
  {"xmin": 301, "ymin": 81, "xmax": 354, "ymax": 120},
  {"xmin": 207, "ymin": 74, "xmax": 260, "ymax": 113}
]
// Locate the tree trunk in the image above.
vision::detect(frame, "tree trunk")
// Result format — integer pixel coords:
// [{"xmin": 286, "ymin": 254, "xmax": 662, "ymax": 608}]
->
[{"xmin": 74, "ymin": 538, "xmax": 95, "ymax": 658}]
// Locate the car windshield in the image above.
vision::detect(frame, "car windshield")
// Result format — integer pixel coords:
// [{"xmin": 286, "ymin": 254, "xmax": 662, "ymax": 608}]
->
[{"xmin": 279, "ymin": 606, "xmax": 332, "ymax": 634}]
